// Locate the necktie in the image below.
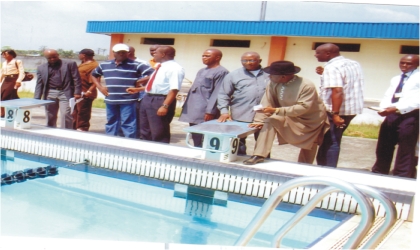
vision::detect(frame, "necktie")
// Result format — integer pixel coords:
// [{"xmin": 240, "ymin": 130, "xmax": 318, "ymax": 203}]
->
[
  {"xmin": 391, "ymin": 73, "xmax": 406, "ymax": 103},
  {"xmin": 146, "ymin": 63, "xmax": 161, "ymax": 92}
]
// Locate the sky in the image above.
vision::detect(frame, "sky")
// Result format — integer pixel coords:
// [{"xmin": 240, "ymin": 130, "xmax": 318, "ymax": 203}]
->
[{"xmin": 0, "ymin": 0, "xmax": 418, "ymax": 53}]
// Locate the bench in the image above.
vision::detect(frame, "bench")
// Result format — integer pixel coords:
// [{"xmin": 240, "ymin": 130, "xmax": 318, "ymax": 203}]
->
[{"xmin": 183, "ymin": 120, "xmax": 257, "ymax": 163}]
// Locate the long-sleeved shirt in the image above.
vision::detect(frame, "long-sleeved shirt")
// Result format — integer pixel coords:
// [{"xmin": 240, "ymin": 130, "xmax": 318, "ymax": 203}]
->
[
  {"xmin": 379, "ymin": 69, "xmax": 419, "ymax": 114},
  {"xmin": 1, "ymin": 59, "xmax": 25, "ymax": 83},
  {"xmin": 217, "ymin": 67, "xmax": 269, "ymax": 122}
]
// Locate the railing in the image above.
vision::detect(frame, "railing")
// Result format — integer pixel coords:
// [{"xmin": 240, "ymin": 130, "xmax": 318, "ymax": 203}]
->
[{"xmin": 234, "ymin": 176, "xmax": 397, "ymax": 249}]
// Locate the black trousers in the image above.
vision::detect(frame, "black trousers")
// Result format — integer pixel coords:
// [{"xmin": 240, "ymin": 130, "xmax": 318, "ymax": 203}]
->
[
  {"xmin": 139, "ymin": 94, "xmax": 176, "ymax": 143},
  {"xmin": 372, "ymin": 110, "xmax": 419, "ymax": 178}
]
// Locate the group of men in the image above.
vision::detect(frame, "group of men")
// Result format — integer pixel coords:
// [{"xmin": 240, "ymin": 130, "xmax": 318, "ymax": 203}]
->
[{"xmin": 33, "ymin": 43, "xmax": 419, "ymax": 179}]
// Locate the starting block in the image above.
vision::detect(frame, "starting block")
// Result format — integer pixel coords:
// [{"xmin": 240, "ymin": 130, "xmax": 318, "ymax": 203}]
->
[
  {"xmin": 183, "ymin": 120, "xmax": 257, "ymax": 163},
  {"xmin": 1, "ymin": 98, "xmax": 54, "ymax": 129}
]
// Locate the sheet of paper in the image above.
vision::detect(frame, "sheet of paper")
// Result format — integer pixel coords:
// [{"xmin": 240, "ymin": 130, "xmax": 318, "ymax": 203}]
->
[{"xmin": 253, "ymin": 104, "xmax": 263, "ymax": 111}]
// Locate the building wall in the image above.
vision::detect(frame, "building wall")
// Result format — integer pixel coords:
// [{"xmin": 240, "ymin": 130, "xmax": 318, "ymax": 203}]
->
[
  {"xmin": 121, "ymin": 34, "xmax": 272, "ymax": 84},
  {"xmin": 284, "ymin": 37, "xmax": 419, "ymax": 101},
  {"xmin": 118, "ymin": 33, "xmax": 418, "ymax": 100}
]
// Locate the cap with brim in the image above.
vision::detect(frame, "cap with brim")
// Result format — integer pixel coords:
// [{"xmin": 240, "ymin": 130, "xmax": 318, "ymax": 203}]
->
[
  {"xmin": 112, "ymin": 43, "xmax": 129, "ymax": 52},
  {"xmin": 263, "ymin": 61, "xmax": 301, "ymax": 75}
]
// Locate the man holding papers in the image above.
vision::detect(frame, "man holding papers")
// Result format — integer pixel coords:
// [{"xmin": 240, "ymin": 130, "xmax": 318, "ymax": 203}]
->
[{"xmin": 371, "ymin": 55, "xmax": 419, "ymax": 178}]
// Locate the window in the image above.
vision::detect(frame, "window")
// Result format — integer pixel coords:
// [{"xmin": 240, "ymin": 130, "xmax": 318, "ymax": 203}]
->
[
  {"xmin": 211, "ymin": 39, "xmax": 251, "ymax": 48},
  {"xmin": 142, "ymin": 38, "xmax": 175, "ymax": 45},
  {"xmin": 313, "ymin": 42, "xmax": 361, "ymax": 52},
  {"xmin": 400, "ymin": 46, "xmax": 419, "ymax": 55}
]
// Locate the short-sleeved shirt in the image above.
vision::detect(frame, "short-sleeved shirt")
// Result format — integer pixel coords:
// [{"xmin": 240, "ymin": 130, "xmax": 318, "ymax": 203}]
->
[
  {"xmin": 92, "ymin": 58, "xmax": 154, "ymax": 105},
  {"xmin": 320, "ymin": 56, "xmax": 364, "ymax": 115},
  {"xmin": 146, "ymin": 60, "xmax": 185, "ymax": 95}
]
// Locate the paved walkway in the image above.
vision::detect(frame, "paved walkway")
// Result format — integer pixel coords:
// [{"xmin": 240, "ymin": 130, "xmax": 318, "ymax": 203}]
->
[{"xmin": 26, "ymin": 106, "xmax": 386, "ymax": 173}]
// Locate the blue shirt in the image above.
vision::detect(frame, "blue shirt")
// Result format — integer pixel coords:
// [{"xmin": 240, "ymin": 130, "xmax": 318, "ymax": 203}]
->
[{"xmin": 92, "ymin": 59, "xmax": 154, "ymax": 104}]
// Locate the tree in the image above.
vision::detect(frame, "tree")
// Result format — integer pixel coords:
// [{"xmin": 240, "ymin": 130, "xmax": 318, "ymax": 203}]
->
[{"xmin": 57, "ymin": 49, "xmax": 75, "ymax": 59}]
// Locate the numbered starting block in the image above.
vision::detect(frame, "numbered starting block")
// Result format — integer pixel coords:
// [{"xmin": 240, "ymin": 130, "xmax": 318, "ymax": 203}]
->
[
  {"xmin": 184, "ymin": 120, "xmax": 257, "ymax": 163},
  {"xmin": 1, "ymin": 98, "xmax": 54, "ymax": 129}
]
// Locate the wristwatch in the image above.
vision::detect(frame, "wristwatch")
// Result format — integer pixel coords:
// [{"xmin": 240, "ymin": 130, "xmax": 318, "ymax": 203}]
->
[
  {"xmin": 330, "ymin": 111, "xmax": 339, "ymax": 115},
  {"xmin": 162, "ymin": 104, "xmax": 169, "ymax": 109}
]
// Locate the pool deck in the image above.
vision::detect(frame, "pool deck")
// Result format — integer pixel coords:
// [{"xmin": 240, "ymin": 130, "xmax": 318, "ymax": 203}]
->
[{"xmin": 1, "ymin": 106, "xmax": 418, "ymax": 249}]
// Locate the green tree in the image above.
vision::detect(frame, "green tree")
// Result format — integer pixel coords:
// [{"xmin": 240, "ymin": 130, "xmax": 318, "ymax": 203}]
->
[{"xmin": 57, "ymin": 49, "xmax": 75, "ymax": 59}]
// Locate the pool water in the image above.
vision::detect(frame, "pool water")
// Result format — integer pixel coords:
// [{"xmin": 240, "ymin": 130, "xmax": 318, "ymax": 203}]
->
[{"xmin": 1, "ymin": 152, "xmax": 352, "ymax": 248}]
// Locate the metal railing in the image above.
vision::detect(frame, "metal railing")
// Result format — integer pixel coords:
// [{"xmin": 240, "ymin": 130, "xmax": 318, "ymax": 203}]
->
[{"xmin": 234, "ymin": 176, "xmax": 397, "ymax": 249}]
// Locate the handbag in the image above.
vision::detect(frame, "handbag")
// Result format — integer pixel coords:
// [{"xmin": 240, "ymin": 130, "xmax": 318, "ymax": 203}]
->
[{"xmin": 15, "ymin": 61, "xmax": 34, "ymax": 82}]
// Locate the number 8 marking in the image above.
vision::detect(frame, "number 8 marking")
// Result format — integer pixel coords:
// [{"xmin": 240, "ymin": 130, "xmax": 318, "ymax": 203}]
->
[{"xmin": 23, "ymin": 110, "xmax": 30, "ymax": 123}]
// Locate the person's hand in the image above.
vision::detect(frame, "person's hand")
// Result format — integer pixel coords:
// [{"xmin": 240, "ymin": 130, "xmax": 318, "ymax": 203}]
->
[
  {"xmin": 14, "ymin": 82, "xmax": 21, "ymax": 89},
  {"xmin": 332, "ymin": 114, "xmax": 345, "ymax": 128},
  {"xmin": 378, "ymin": 107, "xmax": 397, "ymax": 117},
  {"xmin": 74, "ymin": 94, "xmax": 82, "ymax": 99},
  {"xmin": 248, "ymin": 123, "xmax": 263, "ymax": 129},
  {"xmin": 217, "ymin": 113, "xmax": 232, "ymax": 122},
  {"xmin": 98, "ymin": 86, "xmax": 109, "ymax": 97},
  {"xmin": 157, "ymin": 106, "xmax": 168, "ymax": 116},
  {"xmin": 84, "ymin": 90, "xmax": 93, "ymax": 98},
  {"xmin": 204, "ymin": 113, "xmax": 215, "ymax": 121},
  {"xmin": 316, "ymin": 66, "xmax": 324, "ymax": 75},
  {"xmin": 126, "ymin": 87, "xmax": 144, "ymax": 94},
  {"xmin": 262, "ymin": 107, "xmax": 276, "ymax": 115}
]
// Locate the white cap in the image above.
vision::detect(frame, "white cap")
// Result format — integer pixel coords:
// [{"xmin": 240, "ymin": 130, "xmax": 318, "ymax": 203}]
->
[{"xmin": 112, "ymin": 43, "xmax": 129, "ymax": 52}]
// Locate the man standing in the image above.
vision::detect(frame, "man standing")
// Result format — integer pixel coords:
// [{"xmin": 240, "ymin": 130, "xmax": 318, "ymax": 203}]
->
[
  {"xmin": 91, "ymin": 43, "xmax": 154, "ymax": 138},
  {"xmin": 72, "ymin": 49, "xmax": 99, "ymax": 131},
  {"xmin": 128, "ymin": 46, "xmax": 153, "ymax": 139},
  {"xmin": 217, "ymin": 52, "xmax": 269, "ymax": 155},
  {"xmin": 139, "ymin": 46, "xmax": 185, "ymax": 143},
  {"xmin": 34, "ymin": 49, "xmax": 82, "ymax": 129},
  {"xmin": 314, "ymin": 43, "xmax": 364, "ymax": 167},
  {"xmin": 371, "ymin": 55, "xmax": 419, "ymax": 178},
  {"xmin": 179, "ymin": 49, "xmax": 229, "ymax": 147},
  {"xmin": 243, "ymin": 61, "xmax": 329, "ymax": 165},
  {"xmin": 148, "ymin": 45, "xmax": 160, "ymax": 69}
]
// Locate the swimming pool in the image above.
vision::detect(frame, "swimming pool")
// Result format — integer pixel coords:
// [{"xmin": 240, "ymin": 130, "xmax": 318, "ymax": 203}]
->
[{"xmin": 1, "ymin": 151, "xmax": 352, "ymax": 248}]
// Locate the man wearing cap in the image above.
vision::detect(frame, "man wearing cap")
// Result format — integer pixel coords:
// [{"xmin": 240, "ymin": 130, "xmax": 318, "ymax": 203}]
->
[
  {"xmin": 72, "ymin": 49, "xmax": 99, "ymax": 132},
  {"xmin": 139, "ymin": 45, "xmax": 185, "ymax": 143},
  {"xmin": 243, "ymin": 61, "xmax": 329, "ymax": 165},
  {"xmin": 34, "ymin": 49, "xmax": 82, "ymax": 129},
  {"xmin": 217, "ymin": 52, "xmax": 269, "ymax": 155},
  {"xmin": 91, "ymin": 43, "xmax": 154, "ymax": 138}
]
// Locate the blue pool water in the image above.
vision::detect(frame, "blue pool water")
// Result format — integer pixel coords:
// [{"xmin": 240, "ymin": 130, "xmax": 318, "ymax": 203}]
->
[{"xmin": 1, "ymin": 151, "xmax": 352, "ymax": 248}]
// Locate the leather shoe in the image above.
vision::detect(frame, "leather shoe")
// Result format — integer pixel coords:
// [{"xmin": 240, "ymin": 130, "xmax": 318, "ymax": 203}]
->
[{"xmin": 243, "ymin": 156, "xmax": 265, "ymax": 165}]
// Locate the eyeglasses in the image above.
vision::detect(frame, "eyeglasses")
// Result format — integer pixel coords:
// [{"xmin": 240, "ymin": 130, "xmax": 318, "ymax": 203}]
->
[{"xmin": 241, "ymin": 59, "xmax": 257, "ymax": 63}]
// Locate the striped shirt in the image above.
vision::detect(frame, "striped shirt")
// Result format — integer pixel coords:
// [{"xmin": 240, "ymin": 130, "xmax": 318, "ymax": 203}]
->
[
  {"xmin": 92, "ymin": 59, "xmax": 154, "ymax": 104},
  {"xmin": 320, "ymin": 56, "xmax": 364, "ymax": 115}
]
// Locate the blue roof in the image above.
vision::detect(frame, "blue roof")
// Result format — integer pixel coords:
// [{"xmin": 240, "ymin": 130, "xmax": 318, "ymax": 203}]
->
[{"xmin": 86, "ymin": 20, "xmax": 419, "ymax": 39}]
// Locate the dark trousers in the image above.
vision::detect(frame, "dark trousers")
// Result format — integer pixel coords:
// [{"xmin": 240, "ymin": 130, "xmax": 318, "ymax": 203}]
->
[
  {"xmin": 72, "ymin": 98, "xmax": 93, "ymax": 131},
  {"xmin": 189, "ymin": 123, "xmax": 204, "ymax": 147},
  {"xmin": 372, "ymin": 111, "xmax": 419, "ymax": 178},
  {"xmin": 139, "ymin": 94, "xmax": 176, "ymax": 143},
  {"xmin": 239, "ymin": 130, "xmax": 261, "ymax": 155},
  {"xmin": 316, "ymin": 113, "xmax": 355, "ymax": 167}
]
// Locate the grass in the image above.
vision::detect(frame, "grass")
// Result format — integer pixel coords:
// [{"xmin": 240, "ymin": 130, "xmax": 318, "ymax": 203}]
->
[
  {"xmin": 343, "ymin": 123, "xmax": 380, "ymax": 139},
  {"xmin": 16, "ymin": 91, "xmax": 380, "ymax": 139}
]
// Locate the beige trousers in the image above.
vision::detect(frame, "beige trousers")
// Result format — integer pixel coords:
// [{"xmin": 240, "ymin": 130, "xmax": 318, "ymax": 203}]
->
[{"xmin": 253, "ymin": 121, "xmax": 318, "ymax": 164}]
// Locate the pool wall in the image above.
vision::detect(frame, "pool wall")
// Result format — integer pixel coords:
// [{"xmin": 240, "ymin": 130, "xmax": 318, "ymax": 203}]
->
[{"xmin": 0, "ymin": 126, "xmax": 416, "ymax": 221}]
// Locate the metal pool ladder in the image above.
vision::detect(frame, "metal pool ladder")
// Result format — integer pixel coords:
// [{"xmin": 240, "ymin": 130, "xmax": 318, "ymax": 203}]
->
[{"xmin": 234, "ymin": 176, "xmax": 397, "ymax": 249}]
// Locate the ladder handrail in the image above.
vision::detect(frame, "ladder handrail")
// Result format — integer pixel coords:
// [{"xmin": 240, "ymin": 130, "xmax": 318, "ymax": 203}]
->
[
  {"xmin": 271, "ymin": 186, "xmax": 340, "ymax": 248},
  {"xmin": 234, "ymin": 176, "xmax": 376, "ymax": 249},
  {"xmin": 354, "ymin": 184, "xmax": 398, "ymax": 249}
]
